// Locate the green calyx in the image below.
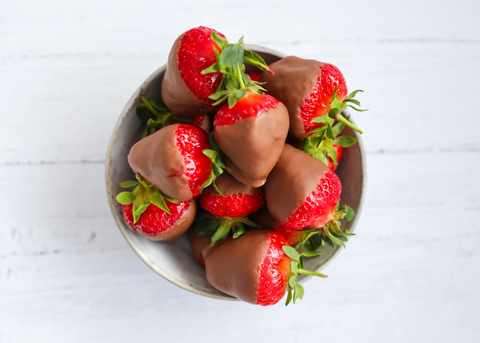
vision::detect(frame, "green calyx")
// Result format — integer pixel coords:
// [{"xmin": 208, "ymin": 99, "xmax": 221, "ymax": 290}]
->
[
  {"xmin": 303, "ymin": 88, "xmax": 366, "ymax": 167},
  {"xmin": 200, "ymin": 132, "xmax": 226, "ymax": 196},
  {"xmin": 303, "ymin": 88, "xmax": 367, "ymax": 168},
  {"xmin": 302, "ymin": 119, "xmax": 358, "ymax": 168},
  {"xmin": 311, "ymin": 88, "xmax": 367, "ymax": 134},
  {"xmin": 136, "ymin": 95, "xmax": 192, "ymax": 138},
  {"xmin": 296, "ymin": 204, "xmax": 356, "ymax": 252},
  {"xmin": 195, "ymin": 212, "xmax": 261, "ymax": 247},
  {"xmin": 282, "ymin": 246, "xmax": 327, "ymax": 306},
  {"xmin": 115, "ymin": 175, "xmax": 180, "ymax": 224},
  {"xmin": 202, "ymin": 33, "xmax": 271, "ymax": 108}
]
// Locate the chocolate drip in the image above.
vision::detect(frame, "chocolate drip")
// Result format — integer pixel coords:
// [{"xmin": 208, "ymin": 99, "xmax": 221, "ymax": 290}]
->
[
  {"xmin": 214, "ymin": 102, "xmax": 289, "ymax": 187},
  {"xmin": 261, "ymin": 56, "xmax": 326, "ymax": 139},
  {"xmin": 128, "ymin": 124, "xmax": 193, "ymax": 201},
  {"xmin": 203, "ymin": 230, "xmax": 272, "ymax": 304},
  {"xmin": 264, "ymin": 144, "xmax": 329, "ymax": 224}
]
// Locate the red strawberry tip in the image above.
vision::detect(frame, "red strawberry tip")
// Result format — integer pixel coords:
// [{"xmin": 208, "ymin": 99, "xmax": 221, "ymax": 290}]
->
[
  {"xmin": 282, "ymin": 246, "xmax": 328, "ymax": 305},
  {"xmin": 115, "ymin": 174, "xmax": 180, "ymax": 223},
  {"xmin": 195, "ymin": 212, "xmax": 261, "ymax": 247}
]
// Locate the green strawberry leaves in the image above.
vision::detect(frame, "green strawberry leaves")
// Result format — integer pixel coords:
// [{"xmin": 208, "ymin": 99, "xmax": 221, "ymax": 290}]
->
[
  {"xmin": 297, "ymin": 204, "xmax": 356, "ymax": 251},
  {"xmin": 303, "ymin": 116, "xmax": 358, "ymax": 168},
  {"xmin": 136, "ymin": 95, "xmax": 192, "ymax": 138},
  {"xmin": 282, "ymin": 246, "xmax": 328, "ymax": 305},
  {"xmin": 196, "ymin": 212, "xmax": 260, "ymax": 247},
  {"xmin": 115, "ymin": 175, "xmax": 181, "ymax": 223},
  {"xmin": 201, "ymin": 133, "xmax": 227, "ymax": 196},
  {"xmin": 303, "ymin": 88, "xmax": 366, "ymax": 168},
  {"xmin": 202, "ymin": 33, "xmax": 271, "ymax": 108}
]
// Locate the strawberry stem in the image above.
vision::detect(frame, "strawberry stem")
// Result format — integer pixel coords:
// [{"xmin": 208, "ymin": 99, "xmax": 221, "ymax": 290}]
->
[
  {"xmin": 244, "ymin": 56, "xmax": 274, "ymax": 75},
  {"xmin": 297, "ymin": 268, "xmax": 328, "ymax": 278},
  {"xmin": 336, "ymin": 114, "xmax": 363, "ymax": 134},
  {"xmin": 236, "ymin": 64, "xmax": 245, "ymax": 89}
]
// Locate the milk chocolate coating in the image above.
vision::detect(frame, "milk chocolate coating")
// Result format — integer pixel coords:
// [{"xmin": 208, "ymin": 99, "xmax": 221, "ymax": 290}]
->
[
  {"xmin": 135, "ymin": 199, "xmax": 197, "ymax": 241},
  {"xmin": 127, "ymin": 124, "xmax": 193, "ymax": 201},
  {"xmin": 161, "ymin": 34, "xmax": 217, "ymax": 117},
  {"xmin": 214, "ymin": 102, "xmax": 289, "ymax": 187},
  {"xmin": 264, "ymin": 144, "xmax": 329, "ymax": 224},
  {"xmin": 203, "ymin": 229, "xmax": 272, "ymax": 304},
  {"xmin": 186, "ymin": 224, "xmax": 210, "ymax": 267},
  {"xmin": 261, "ymin": 56, "xmax": 326, "ymax": 139},
  {"xmin": 203, "ymin": 172, "xmax": 261, "ymax": 197},
  {"xmin": 249, "ymin": 204, "xmax": 279, "ymax": 230},
  {"xmin": 198, "ymin": 115, "xmax": 211, "ymax": 134}
]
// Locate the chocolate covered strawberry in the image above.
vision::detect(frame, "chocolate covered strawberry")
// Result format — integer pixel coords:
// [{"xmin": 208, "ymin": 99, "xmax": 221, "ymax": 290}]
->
[
  {"xmin": 128, "ymin": 123, "xmax": 224, "ymax": 201},
  {"xmin": 265, "ymin": 144, "xmax": 354, "ymax": 247},
  {"xmin": 161, "ymin": 27, "xmax": 272, "ymax": 117},
  {"xmin": 197, "ymin": 172, "xmax": 264, "ymax": 246},
  {"xmin": 261, "ymin": 56, "xmax": 364, "ymax": 139},
  {"xmin": 161, "ymin": 26, "xmax": 227, "ymax": 116},
  {"xmin": 116, "ymin": 177, "xmax": 196, "ymax": 241},
  {"xmin": 203, "ymin": 229, "xmax": 327, "ymax": 306},
  {"xmin": 213, "ymin": 91, "xmax": 289, "ymax": 187}
]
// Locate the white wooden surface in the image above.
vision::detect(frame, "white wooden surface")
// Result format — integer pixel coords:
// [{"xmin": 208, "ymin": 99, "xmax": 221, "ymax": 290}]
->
[{"xmin": 1, "ymin": 0, "xmax": 479, "ymax": 342}]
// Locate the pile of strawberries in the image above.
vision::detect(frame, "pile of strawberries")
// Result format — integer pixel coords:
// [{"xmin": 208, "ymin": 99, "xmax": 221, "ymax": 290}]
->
[{"xmin": 116, "ymin": 26, "xmax": 365, "ymax": 306}]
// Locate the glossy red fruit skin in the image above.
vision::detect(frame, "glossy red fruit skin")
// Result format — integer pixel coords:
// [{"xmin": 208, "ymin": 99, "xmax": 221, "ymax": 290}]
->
[
  {"xmin": 121, "ymin": 200, "xmax": 190, "ymax": 237},
  {"xmin": 213, "ymin": 92, "xmax": 279, "ymax": 126},
  {"xmin": 177, "ymin": 26, "xmax": 226, "ymax": 103},
  {"xmin": 302, "ymin": 64, "xmax": 348, "ymax": 135},
  {"xmin": 327, "ymin": 144, "xmax": 344, "ymax": 171},
  {"xmin": 256, "ymin": 231, "xmax": 292, "ymax": 306},
  {"xmin": 277, "ymin": 170, "xmax": 342, "ymax": 233},
  {"xmin": 199, "ymin": 191, "xmax": 265, "ymax": 218},
  {"xmin": 246, "ymin": 71, "xmax": 262, "ymax": 82},
  {"xmin": 175, "ymin": 124, "xmax": 212, "ymax": 198}
]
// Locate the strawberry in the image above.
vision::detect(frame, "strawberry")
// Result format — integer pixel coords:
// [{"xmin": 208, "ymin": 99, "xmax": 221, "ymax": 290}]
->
[
  {"xmin": 264, "ymin": 144, "xmax": 354, "ymax": 247},
  {"xmin": 198, "ymin": 38, "xmax": 287, "ymax": 187},
  {"xmin": 161, "ymin": 26, "xmax": 227, "ymax": 116},
  {"xmin": 203, "ymin": 229, "xmax": 327, "ymax": 306},
  {"xmin": 127, "ymin": 123, "xmax": 224, "ymax": 201},
  {"xmin": 116, "ymin": 177, "xmax": 196, "ymax": 241},
  {"xmin": 197, "ymin": 172, "xmax": 265, "ymax": 245},
  {"xmin": 161, "ymin": 27, "xmax": 273, "ymax": 117},
  {"xmin": 261, "ymin": 56, "xmax": 364, "ymax": 139},
  {"xmin": 213, "ymin": 91, "xmax": 289, "ymax": 187}
]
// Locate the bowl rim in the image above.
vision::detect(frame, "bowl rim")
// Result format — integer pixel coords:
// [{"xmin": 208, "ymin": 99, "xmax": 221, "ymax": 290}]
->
[{"xmin": 105, "ymin": 44, "xmax": 367, "ymax": 300}]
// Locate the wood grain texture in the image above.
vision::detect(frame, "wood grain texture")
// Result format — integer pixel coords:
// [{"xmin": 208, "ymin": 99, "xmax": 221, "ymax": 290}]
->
[{"xmin": 1, "ymin": 0, "xmax": 479, "ymax": 342}]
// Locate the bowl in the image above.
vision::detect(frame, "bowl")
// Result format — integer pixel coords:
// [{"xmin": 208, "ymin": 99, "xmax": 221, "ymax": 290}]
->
[{"xmin": 105, "ymin": 45, "xmax": 366, "ymax": 300}]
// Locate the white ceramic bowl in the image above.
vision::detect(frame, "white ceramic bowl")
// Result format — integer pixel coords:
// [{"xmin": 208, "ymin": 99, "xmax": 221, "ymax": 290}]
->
[{"xmin": 105, "ymin": 45, "xmax": 366, "ymax": 300}]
